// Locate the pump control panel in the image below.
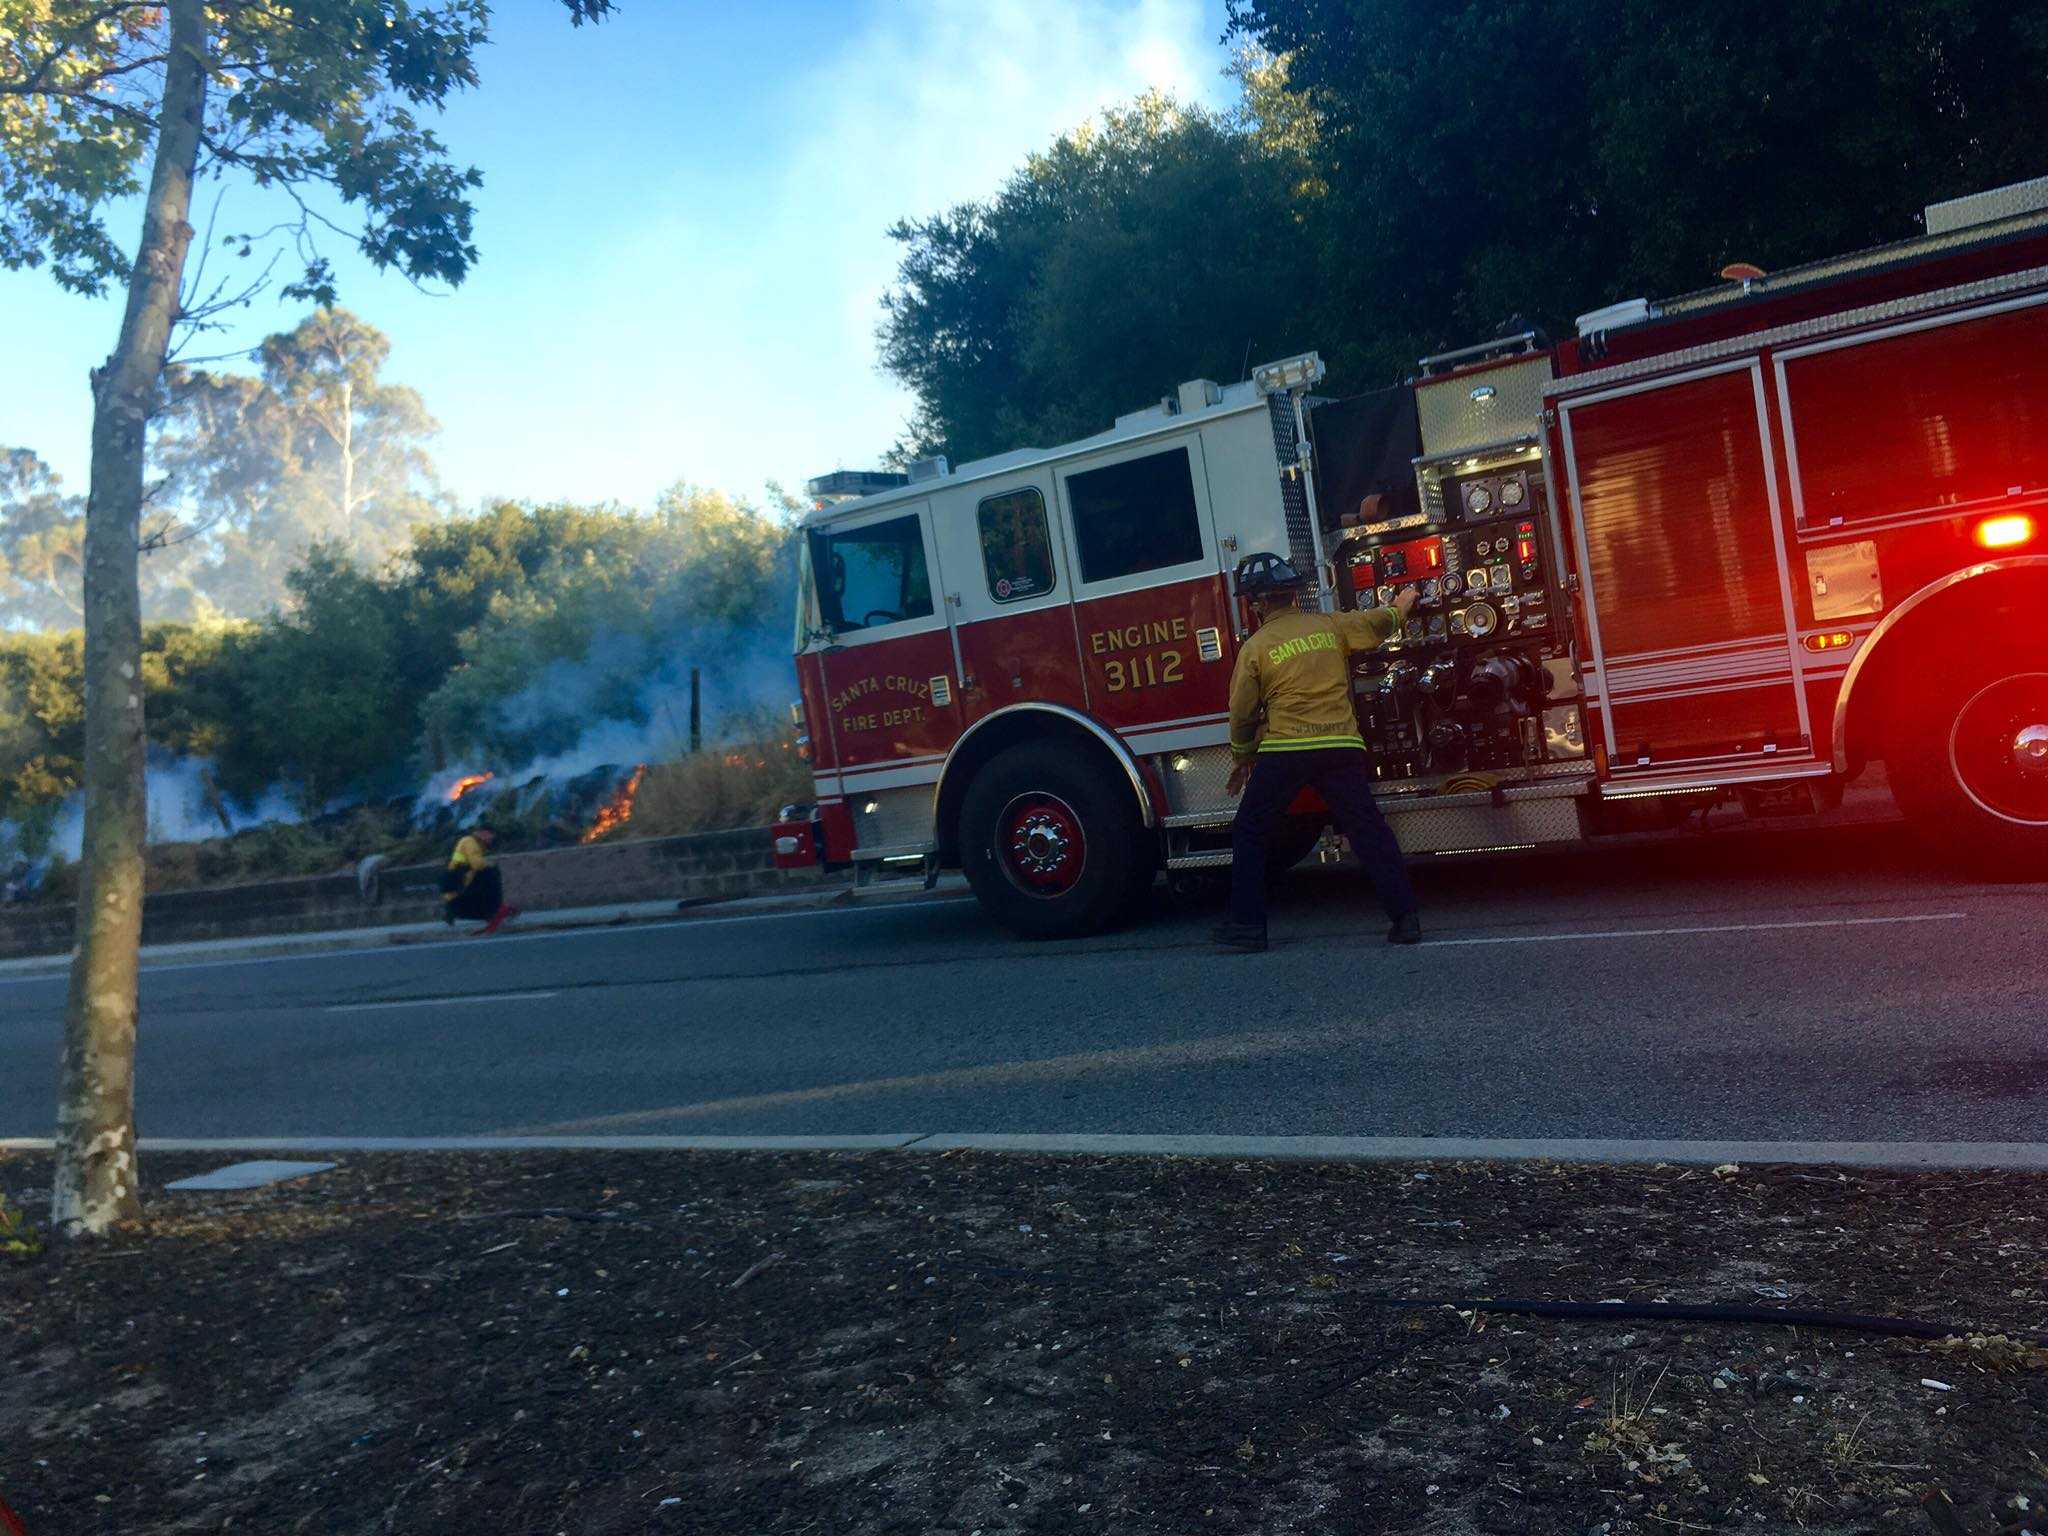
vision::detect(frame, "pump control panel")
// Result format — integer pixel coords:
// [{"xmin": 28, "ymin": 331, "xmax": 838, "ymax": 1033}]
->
[{"xmin": 1335, "ymin": 452, "xmax": 1580, "ymax": 781}]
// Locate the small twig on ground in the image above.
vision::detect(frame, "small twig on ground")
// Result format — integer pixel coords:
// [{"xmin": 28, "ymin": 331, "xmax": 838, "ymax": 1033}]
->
[
  {"xmin": 730, "ymin": 1251, "xmax": 786, "ymax": 1290},
  {"xmin": 465, "ymin": 1208, "xmax": 638, "ymax": 1225},
  {"xmin": 710, "ymin": 1347, "xmax": 764, "ymax": 1380}
]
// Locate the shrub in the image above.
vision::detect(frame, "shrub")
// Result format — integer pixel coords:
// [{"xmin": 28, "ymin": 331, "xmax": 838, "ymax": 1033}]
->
[{"xmin": 624, "ymin": 736, "xmax": 811, "ymax": 839}]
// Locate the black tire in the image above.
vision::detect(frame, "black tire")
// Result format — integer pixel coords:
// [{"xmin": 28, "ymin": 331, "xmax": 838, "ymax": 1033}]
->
[
  {"xmin": 1884, "ymin": 641, "xmax": 2048, "ymax": 877},
  {"xmin": 958, "ymin": 741, "xmax": 1152, "ymax": 938}
]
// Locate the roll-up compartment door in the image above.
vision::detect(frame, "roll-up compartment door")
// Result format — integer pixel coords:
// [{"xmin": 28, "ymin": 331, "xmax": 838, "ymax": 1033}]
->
[{"xmin": 1560, "ymin": 365, "xmax": 1808, "ymax": 766}]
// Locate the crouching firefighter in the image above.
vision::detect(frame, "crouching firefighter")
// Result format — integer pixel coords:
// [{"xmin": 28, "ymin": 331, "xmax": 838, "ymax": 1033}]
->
[{"xmin": 1212, "ymin": 552, "xmax": 1421, "ymax": 953}]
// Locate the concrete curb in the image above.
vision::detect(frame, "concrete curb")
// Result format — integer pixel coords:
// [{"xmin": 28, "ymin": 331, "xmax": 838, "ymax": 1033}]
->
[{"xmin": 6, "ymin": 1133, "xmax": 2048, "ymax": 1171}]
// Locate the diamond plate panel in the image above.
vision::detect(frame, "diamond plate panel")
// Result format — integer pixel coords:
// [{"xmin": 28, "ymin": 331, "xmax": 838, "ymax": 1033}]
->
[
  {"xmin": 1417, "ymin": 357, "xmax": 1552, "ymax": 456},
  {"xmin": 1926, "ymin": 175, "xmax": 2048, "ymax": 234},
  {"xmin": 850, "ymin": 783, "xmax": 935, "ymax": 853},
  {"xmin": 1381, "ymin": 793, "xmax": 1584, "ymax": 854},
  {"xmin": 1153, "ymin": 745, "xmax": 1240, "ymax": 821}
]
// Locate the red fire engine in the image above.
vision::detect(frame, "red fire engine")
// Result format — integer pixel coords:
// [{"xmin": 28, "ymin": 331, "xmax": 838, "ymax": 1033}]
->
[{"xmin": 776, "ymin": 175, "xmax": 2048, "ymax": 936}]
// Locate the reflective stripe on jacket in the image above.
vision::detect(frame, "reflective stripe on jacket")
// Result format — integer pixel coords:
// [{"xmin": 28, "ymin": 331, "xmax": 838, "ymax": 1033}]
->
[{"xmin": 1227, "ymin": 606, "xmax": 1399, "ymax": 760}]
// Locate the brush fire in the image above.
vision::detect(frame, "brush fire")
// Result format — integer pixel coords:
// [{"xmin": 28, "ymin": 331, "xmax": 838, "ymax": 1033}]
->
[
  {"xmin": 579, "ymin": 764, "xmax": 648, "ymax": 844},
  {"xmin": 447, "ymin": 772, "xmax": 496, "ymax": 803}
]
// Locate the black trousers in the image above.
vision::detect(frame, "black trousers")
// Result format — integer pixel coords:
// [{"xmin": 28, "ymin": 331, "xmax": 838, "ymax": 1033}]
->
[
  {"xmin": 447, "ymin": 865, "xmax": 504, "ymax": 921},
  {"xmin": 1229, "ymin": 748, "xmax": 1417, "ymax": 929}
]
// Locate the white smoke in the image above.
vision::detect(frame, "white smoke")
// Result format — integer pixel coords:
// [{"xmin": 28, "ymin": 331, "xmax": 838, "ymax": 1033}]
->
[
  {"xmin": 19, "ymin": 750, "xmax": 301, "ymax": 863},
  {"xmin": 411, "ymin": 608, "xmax": 795, "ymax": 830}
]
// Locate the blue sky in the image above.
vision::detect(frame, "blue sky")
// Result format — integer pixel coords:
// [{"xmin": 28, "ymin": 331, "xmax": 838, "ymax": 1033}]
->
[{"xmin": 6, "ymin": 0, "xmax": 1235, "ymax": 512}]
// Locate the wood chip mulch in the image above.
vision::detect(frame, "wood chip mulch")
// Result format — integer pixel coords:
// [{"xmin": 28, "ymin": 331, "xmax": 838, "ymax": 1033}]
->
[{"xmin": 2, "ymin": 1149, "xmax": 2045, "ymax": 1535}]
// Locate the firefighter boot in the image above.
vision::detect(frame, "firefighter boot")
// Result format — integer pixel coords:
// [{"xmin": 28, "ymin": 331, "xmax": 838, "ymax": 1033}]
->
[
  {"xmin": 1387, "ymin": 912, "xmax": 1421, "ymax": 945},
  {"xmin": 1210, "ymin": 920, "xmax": 1269, "ymax": 953}
]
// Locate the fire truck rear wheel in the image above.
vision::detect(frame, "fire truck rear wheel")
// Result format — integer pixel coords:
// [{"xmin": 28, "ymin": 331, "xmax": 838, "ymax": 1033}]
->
[
  {"xmin": 958, "ymin": 742, "xmax": 1152, "ymax": 937},
  {"xmin": 1886, "ymin": 644, "xmax": 2048, "ymax": 875}
]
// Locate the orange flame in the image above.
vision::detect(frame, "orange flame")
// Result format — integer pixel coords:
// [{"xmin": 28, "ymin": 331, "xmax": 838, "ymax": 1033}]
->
[
  {"xmin": 580, "ymin": 764, "xmax": 648, "ymax": 844},
  {"xmin": 448, "ymin": 771, "xmax": 495, "ymax": 803}
]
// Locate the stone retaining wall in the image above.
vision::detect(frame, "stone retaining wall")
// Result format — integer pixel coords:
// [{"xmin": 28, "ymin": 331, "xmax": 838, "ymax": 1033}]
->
[{"xmin": 0, "ymin": 826, "xmax": 817, "ymax": 960}]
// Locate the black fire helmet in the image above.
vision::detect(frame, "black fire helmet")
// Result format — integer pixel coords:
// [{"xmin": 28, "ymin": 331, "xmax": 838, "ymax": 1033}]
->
[{"xmin": 1233, "ymin": 551, "xmax": 1309, "ymax": 597}]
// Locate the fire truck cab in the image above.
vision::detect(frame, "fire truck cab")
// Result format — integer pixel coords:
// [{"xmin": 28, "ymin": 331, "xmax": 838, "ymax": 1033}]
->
[{"xmin": 780, "ymin": 174, "xmax": 2048, "ymax": 937}]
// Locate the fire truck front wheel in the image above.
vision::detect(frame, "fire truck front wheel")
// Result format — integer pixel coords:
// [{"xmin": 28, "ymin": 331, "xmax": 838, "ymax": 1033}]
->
[
  {"xmin": 1886, "ymin": 645, "xmax": 2048, "ymax": 874},
  {"xmin": 958, "ymin": 742, "xmax": 1152, "ymax": 937}
]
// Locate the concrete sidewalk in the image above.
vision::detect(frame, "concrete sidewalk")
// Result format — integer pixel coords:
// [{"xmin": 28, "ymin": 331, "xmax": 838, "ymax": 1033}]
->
[{"xmin": 0, "ymin": 872, "xmax": 971, "ymax": 979}]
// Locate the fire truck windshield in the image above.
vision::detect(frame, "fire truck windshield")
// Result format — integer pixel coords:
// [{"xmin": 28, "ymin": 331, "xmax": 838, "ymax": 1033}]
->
[
  {"xmin": 808, "ymin": 514, "xmax": 934, "ymax": 633},
  {"xmin": 793, "ymin": 536, "xmax": 819, "ymax": 651}
]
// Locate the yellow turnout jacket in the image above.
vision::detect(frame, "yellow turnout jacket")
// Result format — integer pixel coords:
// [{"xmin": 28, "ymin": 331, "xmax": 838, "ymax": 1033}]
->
[{"xmin": 1227, "ymin": 606, "xmax": 1401, "ymax": 761}]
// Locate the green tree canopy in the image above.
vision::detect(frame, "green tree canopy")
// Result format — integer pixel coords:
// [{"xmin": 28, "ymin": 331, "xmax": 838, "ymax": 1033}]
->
[
  {"xmin": 0, "ymin": 447, "xmax": 198, "ymax": 626},
  {"xmin": 1226, "ymin": 0, "xmax": 2048, "ymax": 377},
  {"xmin": 879, "ymin": 93, "xmax": 1324, "ymax": 462},
  {"xmin": 0, "ymin": 447, "xmax": 85, "ymax": 629},
  {"xmin": 154, "ymin": 308, "xmax": 442, "ymax": 616},
  {"xmin": 2, "ymin": 0, "xmax": 614, "ymax": 301},
  {"xmin": 420, "ymin": 485, "xmax": 798, "ymax": 771}
]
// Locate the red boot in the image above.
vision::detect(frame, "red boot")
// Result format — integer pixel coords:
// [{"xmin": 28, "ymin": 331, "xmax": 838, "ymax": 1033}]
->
[{"xmin": 479, "ymin": 904, "xmax": 521, "ymax": 936}]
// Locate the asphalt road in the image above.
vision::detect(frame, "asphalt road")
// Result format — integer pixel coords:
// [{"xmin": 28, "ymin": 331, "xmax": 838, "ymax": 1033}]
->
[{"xmin": 1, "ymin": 817, "xmax": 2043, "ymax": 1143}]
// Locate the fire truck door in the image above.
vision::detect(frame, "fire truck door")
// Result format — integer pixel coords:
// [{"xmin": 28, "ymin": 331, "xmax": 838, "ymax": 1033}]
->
[
  {"xmin": 1057, "ymin": 435, "xmax": 1235, "ymax": 740},
  {"xmin": 805, "ymin": 501, "xmax": 967, "ymax": 796},
  {"xmin": 946, "ymin": 475, "xmax": 1089, "ymax": 722},
  {"xmin": 1559, "ymin": 362, "xmax": 1809, "ymax": 768}
]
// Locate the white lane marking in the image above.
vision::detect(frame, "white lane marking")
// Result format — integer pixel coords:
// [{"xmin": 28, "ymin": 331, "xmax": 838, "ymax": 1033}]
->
[
  {"xmin": 0, "ymin": 897, "xmax": 982, "ymax": 987},
  {"xmin": 327, "ymin": 990, "xmax": 559, "ymax": 1013},
  {"xmin": 1422, "ymin": 911, "xmax": 1966, "ymax": 947}
]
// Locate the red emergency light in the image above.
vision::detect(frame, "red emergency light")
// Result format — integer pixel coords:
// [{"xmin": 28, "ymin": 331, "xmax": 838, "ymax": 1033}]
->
[{"xmin": 1976, "ymin": 513, "xmax": 2035, "ymax": 549}]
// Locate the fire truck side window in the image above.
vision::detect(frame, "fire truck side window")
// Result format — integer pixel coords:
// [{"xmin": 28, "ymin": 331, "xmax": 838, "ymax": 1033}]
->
[
  {"xmin": 810, "ymin": 514, "xmax": 933, "ymax": 633},
  {"xmin": 1065, "ymin": 447, "xmax": 1205, "ymax": 584},
  {"xmin": 976, "ymin": 488, "xmax": 1057, "ymax": 602}
]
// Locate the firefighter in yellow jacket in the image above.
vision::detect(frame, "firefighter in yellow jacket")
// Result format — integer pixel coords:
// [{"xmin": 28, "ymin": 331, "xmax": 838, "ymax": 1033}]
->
[{"xmin": 1213, "ymin": 552, "xmax": 1421, "ymax": 952}]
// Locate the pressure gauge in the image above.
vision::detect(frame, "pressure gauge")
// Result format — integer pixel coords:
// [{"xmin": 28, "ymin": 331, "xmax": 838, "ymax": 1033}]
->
[
  {"xmin": 1501, "ymin": 477, "xmax": 1526, "ymax": 508},
  {"xmin": 1441, "ymin": 572, "xmax": 1462, "ymax": 595},
  {"xmin": 1464, "ymin": 600, "xmax": 1499, "ymax": 637},
  {"xmin": 1467, "ymin": 483, "xmax": 1493, "ymax": 515}
]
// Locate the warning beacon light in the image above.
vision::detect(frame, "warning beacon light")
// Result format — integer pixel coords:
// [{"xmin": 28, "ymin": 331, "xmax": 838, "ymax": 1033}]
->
[{"xmin": 1252, "ymin": 352, "xmax": 1327, "ymax": 396}]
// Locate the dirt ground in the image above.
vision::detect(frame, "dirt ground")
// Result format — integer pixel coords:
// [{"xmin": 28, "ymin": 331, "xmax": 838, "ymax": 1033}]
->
[{"xmin": 1, "ymin": 1149, "xmax": 2044, "ymax": 1536}]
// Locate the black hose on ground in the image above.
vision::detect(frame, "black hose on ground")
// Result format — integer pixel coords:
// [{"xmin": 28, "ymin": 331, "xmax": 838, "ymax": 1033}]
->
[{"xmin": 1356, "ymin": 1294, "xmax": 2048, "ymax": 1347}]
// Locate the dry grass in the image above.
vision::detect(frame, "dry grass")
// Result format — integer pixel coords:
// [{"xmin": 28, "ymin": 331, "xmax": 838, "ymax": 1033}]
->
[{"xmin": 624, "ymin": 734, "xmax": 812, "ymax": 838}]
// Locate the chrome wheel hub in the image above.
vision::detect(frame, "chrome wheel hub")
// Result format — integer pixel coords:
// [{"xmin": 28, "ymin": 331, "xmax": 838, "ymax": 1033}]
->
[
  {"xmin": 1949, "ymin": 673, "xmax": 2048, "ymax": 826},
  {"xmin": 2013, "ymin": 722, "xmax": 2048, "ymax": 777},
  {"xmin": 996, "ymin": 792, "xmax": 1088, "ymax": 896},
  {"xmin": 1014, "ymin": 814, "xmax": 1072, "ymax": 873}
]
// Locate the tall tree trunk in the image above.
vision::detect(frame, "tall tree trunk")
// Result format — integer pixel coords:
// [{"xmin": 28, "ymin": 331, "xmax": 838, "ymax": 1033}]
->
[
  {"xmin": 339, "ymin": 376, "xmax": 354, "ymax": 545},
  {"xmin": 51, "ymin": 0, "xmax": 209, "ymax": 1240}
]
